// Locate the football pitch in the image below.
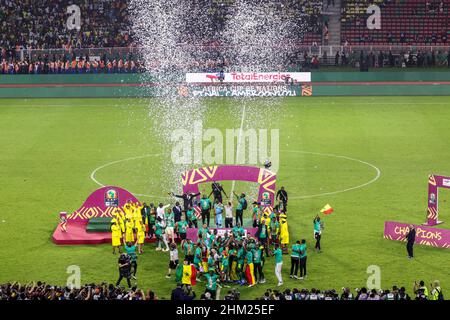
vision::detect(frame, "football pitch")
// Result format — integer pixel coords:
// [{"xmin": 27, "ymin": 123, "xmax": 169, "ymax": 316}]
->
[{"xmin": 1, "ymin": 96, "xmax": 449, "ymax": 299}]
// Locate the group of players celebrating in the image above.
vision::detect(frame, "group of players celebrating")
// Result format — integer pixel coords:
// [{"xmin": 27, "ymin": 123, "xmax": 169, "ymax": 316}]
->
[{"xmin": 111, "ymin": 183, "xmax": 300, "ymax": 293}]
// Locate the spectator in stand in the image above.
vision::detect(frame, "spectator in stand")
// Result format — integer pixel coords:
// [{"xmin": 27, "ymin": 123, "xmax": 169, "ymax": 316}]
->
[{"xmin": 335, "ymin": 51, "xmax": 340, "ymax": 66}]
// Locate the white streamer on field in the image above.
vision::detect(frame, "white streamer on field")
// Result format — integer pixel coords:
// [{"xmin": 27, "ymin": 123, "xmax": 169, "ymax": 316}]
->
[
  {"xmin": 129, "ymin": 0, "xmax": 313, "ymax": 197},
  {"xmin": 129, "ymin": 0, "xmax": 213, "ymax": 193}
]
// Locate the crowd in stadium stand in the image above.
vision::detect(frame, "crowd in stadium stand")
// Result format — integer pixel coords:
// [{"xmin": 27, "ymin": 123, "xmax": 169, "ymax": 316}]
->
[
  {"xmin": 0, "ymin": 0, "xmax": 324, "ymax": 50},
  {"xmin": 1, "ymin": 0, "xmax": 450, "ymax": 74},
  {"xmin": 0, "ymin": 55, "xmax": 144, "ymax": 74},
  {"xmin": 0, "ymin": 0, "xmax": 132, "ymax": 49}
]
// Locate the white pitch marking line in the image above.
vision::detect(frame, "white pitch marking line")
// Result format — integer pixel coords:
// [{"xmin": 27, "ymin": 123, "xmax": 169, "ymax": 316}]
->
[
  {"xmin": 90, "ymin": 153, "xmax": 171, "ymax": 199},
  {"xmin": 280, "ymin": 150, "xmax": 381, "ymax": 199},
  {"xmin": 90, "ymin": 151, "xmax": 381, "ymax": 200}
]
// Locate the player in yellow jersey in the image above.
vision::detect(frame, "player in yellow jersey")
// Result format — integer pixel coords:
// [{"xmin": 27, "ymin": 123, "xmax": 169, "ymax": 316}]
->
[
  {"xmin": 279, "ymin": 212, "xmax": 289, "ymax": 254},
  {"xmin": 111, "ymin": 222, "xmax": 122, "ymax": 255},
  {"xmin": 125, "ymin": 219, "xmax": 135, "ymax": 243},
  {"xmin": 123, "ymin": 204, "xmax": 133, "ymax": 221},
  {"xmin": 137, "ymin": 220, "xmax": 146, "ymax": 254}
]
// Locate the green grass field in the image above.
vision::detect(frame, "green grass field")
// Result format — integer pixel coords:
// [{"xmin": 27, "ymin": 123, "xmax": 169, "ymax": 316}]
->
[{"xmin": 1, "ymin": 96, "xmax": 449, "ymax": 299}]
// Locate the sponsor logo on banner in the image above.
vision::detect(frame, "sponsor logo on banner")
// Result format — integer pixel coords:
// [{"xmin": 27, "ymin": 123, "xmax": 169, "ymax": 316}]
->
[
  {"xmin": 443, "ymin": 179, "xmax": 450, "ymax": 187},
  {"xmin": 301, "ymin": 85, "xmax": 313, "ymax": 96},
  {"xmin": 186, "ymin": 72, "xmax": 311, "ymax": 83},
  {"xmin": 104, "ymin": 189, "xmax": 119, "ymax": 207},
  {"xmin": 190, "ymin": 84, "xmax": 298, "ymax": 97}
]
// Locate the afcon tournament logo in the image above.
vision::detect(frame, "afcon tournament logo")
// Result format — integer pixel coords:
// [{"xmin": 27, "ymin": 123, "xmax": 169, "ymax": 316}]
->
[
  {"xmin": 105, "ymin": 189, "xmax": 119, "ymax": 207},
  {"xmin": 261, "ymin": 191, "xmax": 271, "ymax": 206}
]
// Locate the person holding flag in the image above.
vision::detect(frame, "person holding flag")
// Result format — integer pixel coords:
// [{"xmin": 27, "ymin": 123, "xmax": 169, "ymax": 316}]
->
[
  {"xmin": 321, "ymin": 204, "xmax": 334, "ymax": 215},
  {"xmin": 175, "ymin": 259, "xmax": 197, "ymax": 289},
  {"xmin": 244, "ymin": 247, "xmax": 255, "ymax": 287},
  {"xmin": 313, "ymin": 215, "xmax": 322, "ymax": 252},
  {"xmin": 314, "ymin": 204, "xmax": 333, "ymax": 253}
]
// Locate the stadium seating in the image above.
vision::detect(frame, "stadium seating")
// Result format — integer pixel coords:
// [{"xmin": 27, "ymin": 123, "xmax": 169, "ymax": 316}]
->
[
  {"xmin": 0, "ymin": 0, "xmax": 324, "ymax": 51},
  {"xmin": 0, "ymin": 0, "xmax": 131, "ymax": 49},
  {"xmin": 341, "ymin": 0, "xmax": 450, "ymax": 45}
]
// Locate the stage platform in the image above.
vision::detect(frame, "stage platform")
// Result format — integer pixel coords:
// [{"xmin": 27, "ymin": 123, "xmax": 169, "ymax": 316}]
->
[{"xmin": 53, "ymin": 222, "xmax": 257, "ymax": 245}]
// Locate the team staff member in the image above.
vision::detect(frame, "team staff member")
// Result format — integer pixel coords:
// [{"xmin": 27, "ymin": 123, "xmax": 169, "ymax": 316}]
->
[
  {"xmin": 299, "ymin": 239, "xmax": 307, "ymax": 280},
  {"xmin": 200, "ymin": 194, "xmax": 212, "ymax": 227},
  {"xmin": 147, "ymin": 204, "xmax": 156, "ymax": 239},
  {"xmin": 170, "ymin": 191, "xmax": 201, "ymax": 212},
  {"xmin": 141, "ymin": 203, "xmax": 150, "ymax": 224},
  {"xmin": 313, "ymin": 215, "xmax": 322, "ymax": 252},
  {"xmin": 173, "ymin": 201, "xmax": 183, "ymax": 235},
  {"xmin": 124, "ymin": 240, "xmax": 139, "ymax": 280},
  {"xmin": 276, "ymin": 186, "xmax": 288, "ymax": 212},
  {"xmin": 116, "ymin": 253, "xmax": 132, "ymax": 288},
  {"xmin": 274, "ymin": 243, "xmax": 283, "ymax": 287},
  {"xmin": 233, "ymin": 192, "xmax": 247, "ymax": 227},
  {"xmin": 176, "ymin": 215, "xmax": 189, "ymax": 247},
  {"xmin": 290, "ymin": 240, "xmax": 301, "ymax": 279},
  {"xmin": 406, "ymin": 224, "xmax": 416, "ymax": 259}
]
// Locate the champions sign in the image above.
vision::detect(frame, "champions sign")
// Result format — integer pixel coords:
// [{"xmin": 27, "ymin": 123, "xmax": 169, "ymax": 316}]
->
[
  {"xmin": 186, "ymin": 72, "xmax": 311, "ymax": 83},
  {"xmin": 383, "ymin": 221, "xmax": 450, "ymax": 249}
]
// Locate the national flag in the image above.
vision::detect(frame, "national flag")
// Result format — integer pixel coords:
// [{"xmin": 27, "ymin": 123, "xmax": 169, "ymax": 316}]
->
[
  {"xmin": 320, "ymin": 204, "xmax": 334, "ymax": 215},
  {"xmin": 175, "ymin": 264, "xmax": 183, "ymax": 283},
  {"xmin": 177, "ymin": 264, "xmax": 197, "ymax": 286},
  {"xmin": 245, "ymin": 263, "xmax": 255, "ymax": 285}
]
